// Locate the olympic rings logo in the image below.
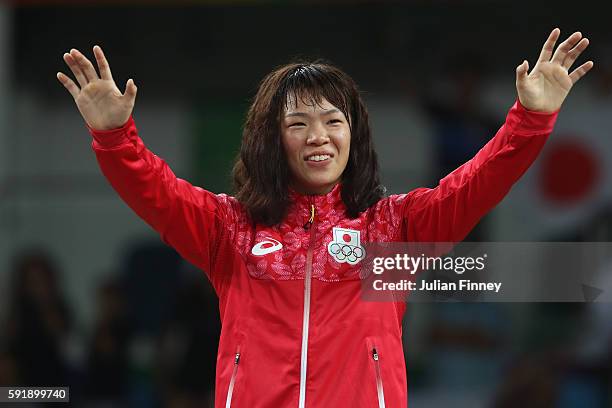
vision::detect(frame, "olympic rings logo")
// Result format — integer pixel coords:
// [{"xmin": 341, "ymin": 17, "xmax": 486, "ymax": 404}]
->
[{"xmin": 328, "ymin": 244, "xmax": 366, "ymax": 266}]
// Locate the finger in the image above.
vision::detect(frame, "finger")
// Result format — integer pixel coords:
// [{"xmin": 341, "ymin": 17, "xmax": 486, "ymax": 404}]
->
[
  {"xmin": 569, "ymin": 60, "xmax": 594, "ymax": 84},
  {"xmin": 537, "ymin": 28, "xmax": 560, "ymax": 63},
  {"xmin": 516, "ymin": 60, "xmax": 529, "ymax": 84},
  {"xmin": 551, "ymin": 31, "xmax": 583, "ymax": 64},
  {"xmin": 56, "ymin": 72, "xmax": 80, "ymax": 99},
  {"xmin": 562, "ymin": 38, "xmax": 589, "ymax": 70},
  {"xmin": 124, "ymin": 78, "xmax": 138, "ymax": 103},
  {"xmin": 63, "ymin": 53, "xmax": 88, "ymax": 88},
  {"xmin": 69, "ymin": 48, "xmax": 99, "ymax": 82},
  {"xmin": 93, "ymin": 45, "xmax": 113, "ymax": 81}
]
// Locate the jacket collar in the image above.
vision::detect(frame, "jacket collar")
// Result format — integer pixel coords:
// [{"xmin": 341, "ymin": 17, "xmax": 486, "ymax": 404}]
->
[
  {"xmin": 287, "ymin": 183, "xmax": 346, "ymax": 223},
  {"xmin": 289, "ymin": 183, "xmax": 342, "ymax": 205}
]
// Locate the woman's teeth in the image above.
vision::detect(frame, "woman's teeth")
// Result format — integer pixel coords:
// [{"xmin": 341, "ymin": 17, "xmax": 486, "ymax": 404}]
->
[{"xmin": 307, "ymin": 155, "xmax": 330, "ymax": 162}]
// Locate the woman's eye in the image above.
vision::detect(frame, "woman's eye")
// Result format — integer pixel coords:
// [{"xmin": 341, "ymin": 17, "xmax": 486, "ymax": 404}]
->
[
  {"xmin": 328, "ymin": 119, "xmax": 342, "ymax": 125},
  {"xmin": 289, "ymin": 122, "xmax": 306, "ymax": 127}
]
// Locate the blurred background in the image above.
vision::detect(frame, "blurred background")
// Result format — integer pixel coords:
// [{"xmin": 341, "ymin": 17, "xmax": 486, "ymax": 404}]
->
[{"xmin": 1, "ymin": 1, "xmax": 611, "ymax": 407}]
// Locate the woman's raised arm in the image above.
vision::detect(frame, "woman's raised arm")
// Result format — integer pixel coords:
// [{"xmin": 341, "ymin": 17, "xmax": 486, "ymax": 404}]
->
[
  {"xmin": 57, "ymin": 47, "xmax": 237, "ymax": 295},
  {"xmin": 404, "ymin": 28, "xmax": 593, "ymax": 242}
]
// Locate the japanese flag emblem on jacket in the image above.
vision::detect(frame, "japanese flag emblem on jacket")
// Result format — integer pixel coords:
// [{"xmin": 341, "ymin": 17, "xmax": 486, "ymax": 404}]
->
[{"xmin": 327, "ymin": 227, "xmax": 366, "ymax": 265}]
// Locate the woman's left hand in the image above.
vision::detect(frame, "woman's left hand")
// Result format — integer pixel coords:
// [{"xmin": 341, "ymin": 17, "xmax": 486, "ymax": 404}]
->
[{"xmin": 516, "ymin": 28, "xmax": 593, "ymax": 113}]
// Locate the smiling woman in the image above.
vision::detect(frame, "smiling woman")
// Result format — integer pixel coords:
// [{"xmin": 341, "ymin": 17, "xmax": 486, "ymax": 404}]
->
[
  {"xmin": 57, "ymin": 28, "xmax": 592, "ymax": 408},
  {"xmin": 231, "ymin": 61, "xmax": 385, "ymax": 226},
  {"xmin": 282, "ymin": 98, "xmax": 350, "ymax": 195}
]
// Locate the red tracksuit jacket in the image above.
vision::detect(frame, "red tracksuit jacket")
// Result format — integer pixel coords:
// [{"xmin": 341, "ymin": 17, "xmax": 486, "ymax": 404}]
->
[{"xmin": 90, "ymin": 100, "xmax": 558, "ymax": 407}]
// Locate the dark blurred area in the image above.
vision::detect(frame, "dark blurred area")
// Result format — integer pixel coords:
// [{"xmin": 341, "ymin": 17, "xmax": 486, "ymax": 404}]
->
[{"xmin": 1, "ymin": 1, "xmax": 612, "ymax": 407}]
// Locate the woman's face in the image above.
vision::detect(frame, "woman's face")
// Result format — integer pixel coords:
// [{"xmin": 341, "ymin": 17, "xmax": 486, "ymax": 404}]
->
[{"xmin": 281, "ymin": 96, "xmax": 351, "ymax": 195}]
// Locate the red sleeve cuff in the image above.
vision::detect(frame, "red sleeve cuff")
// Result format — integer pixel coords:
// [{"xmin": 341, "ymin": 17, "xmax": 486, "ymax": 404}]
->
[
  {"xmin": 88, "ymin": 116, "xmax": 135, "ymax": 148},
  {"xmin": 505, "ymin": 99, "xmax": 559, "ymax": 135}
]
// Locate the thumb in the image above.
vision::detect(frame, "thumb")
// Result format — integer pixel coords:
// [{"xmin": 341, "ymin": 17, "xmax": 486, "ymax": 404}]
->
[
  {"xmin": 124, "ymin": 78, "xmax": 138, "ymax": 101},
  {"xmin": 516, "ymin": 60, "xmax": 529, "ymax": 83}
]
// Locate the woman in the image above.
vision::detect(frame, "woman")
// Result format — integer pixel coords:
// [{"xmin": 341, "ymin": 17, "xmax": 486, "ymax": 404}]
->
[
  {"xmin": 5, "ymin": 248, "xmax": 73, "ymax": 387},
  {"xmin": 57, "ymin": 28, "xmax": 592, "ymax": 407}
]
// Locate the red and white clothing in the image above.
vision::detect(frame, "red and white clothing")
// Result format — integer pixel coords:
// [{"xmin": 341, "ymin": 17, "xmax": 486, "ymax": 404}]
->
[{"xmin": 90, "ymin": 100, "xmax": 558, "ymax": 407}]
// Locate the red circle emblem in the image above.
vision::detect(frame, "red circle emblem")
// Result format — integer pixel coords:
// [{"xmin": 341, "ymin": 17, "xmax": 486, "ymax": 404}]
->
[{"xmin": 539, "ymin": 139, "xmax": 599, "ymax": 205}]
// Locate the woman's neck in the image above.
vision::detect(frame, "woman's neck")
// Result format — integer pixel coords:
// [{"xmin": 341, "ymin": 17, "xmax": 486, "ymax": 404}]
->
[{"xmin": 289, "ymin": 181, "xmax": 339, "ymax": 196}]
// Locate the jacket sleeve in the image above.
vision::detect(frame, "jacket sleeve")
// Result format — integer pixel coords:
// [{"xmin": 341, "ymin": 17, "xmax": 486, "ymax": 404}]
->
[
  {"xmin": 403, "ymin": 99, "xmax": 559, "ymax": 242},
  {"xmin": 89, "ymin": 116, "xmax": 236, "ymax": 294}
]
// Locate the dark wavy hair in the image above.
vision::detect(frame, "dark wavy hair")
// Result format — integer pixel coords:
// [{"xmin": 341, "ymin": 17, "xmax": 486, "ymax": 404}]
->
[{"xmin": 232, "ymin": 60, "xmax": 385, "ymax": 226}]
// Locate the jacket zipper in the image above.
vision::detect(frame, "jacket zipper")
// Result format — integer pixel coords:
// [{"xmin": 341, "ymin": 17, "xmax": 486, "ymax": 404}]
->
[
  {"xmin": 299, "ymin": 201, "xmax": 316, "ymax": 408},
  {"xmin": 302, "ymin": 203, "xmax": 315, "ymax": 230},
  {"xmin": 372, "ymin": 347, "xmax": 386, "ymax": 408},
  {"xmin": 225, "ymin": 351, "xmax": 241, "ymax": 408}
]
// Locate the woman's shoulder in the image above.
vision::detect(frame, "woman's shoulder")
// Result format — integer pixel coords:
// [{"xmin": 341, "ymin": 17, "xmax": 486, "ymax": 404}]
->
[
  {"xmin": 214, "ymin": 193, "xmax": 248, "ymax": 218},
  {"xmin": 368, "ymin": 193, "xmax": 410, "ymax": 214}
]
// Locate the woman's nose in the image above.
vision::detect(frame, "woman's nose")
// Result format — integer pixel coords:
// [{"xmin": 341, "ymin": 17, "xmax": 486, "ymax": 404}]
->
[{"xmin": 306, "ymin": 123, "xmax": 329, "ymax": 145}]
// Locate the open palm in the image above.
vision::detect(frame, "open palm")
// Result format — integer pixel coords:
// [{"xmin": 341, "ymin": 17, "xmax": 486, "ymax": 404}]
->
[
  {"xmin": 57, "ymin": 46, "xmax": 137, "ymax": 130},
  {"xmin": 516, "ymin": 28, "xmax": 593, "ymax": 113}
]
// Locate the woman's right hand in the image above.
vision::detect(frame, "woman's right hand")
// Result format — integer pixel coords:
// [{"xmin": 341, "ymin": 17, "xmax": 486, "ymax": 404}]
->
[{"xmin": 57, "ymin": 46, "xmax": 137, "ymax": 131}]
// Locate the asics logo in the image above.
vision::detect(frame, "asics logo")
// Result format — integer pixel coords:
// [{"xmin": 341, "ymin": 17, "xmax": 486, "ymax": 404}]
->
[{"xmin": 251, "ymin": 238, "xmax": 283, "ymax": 256}]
